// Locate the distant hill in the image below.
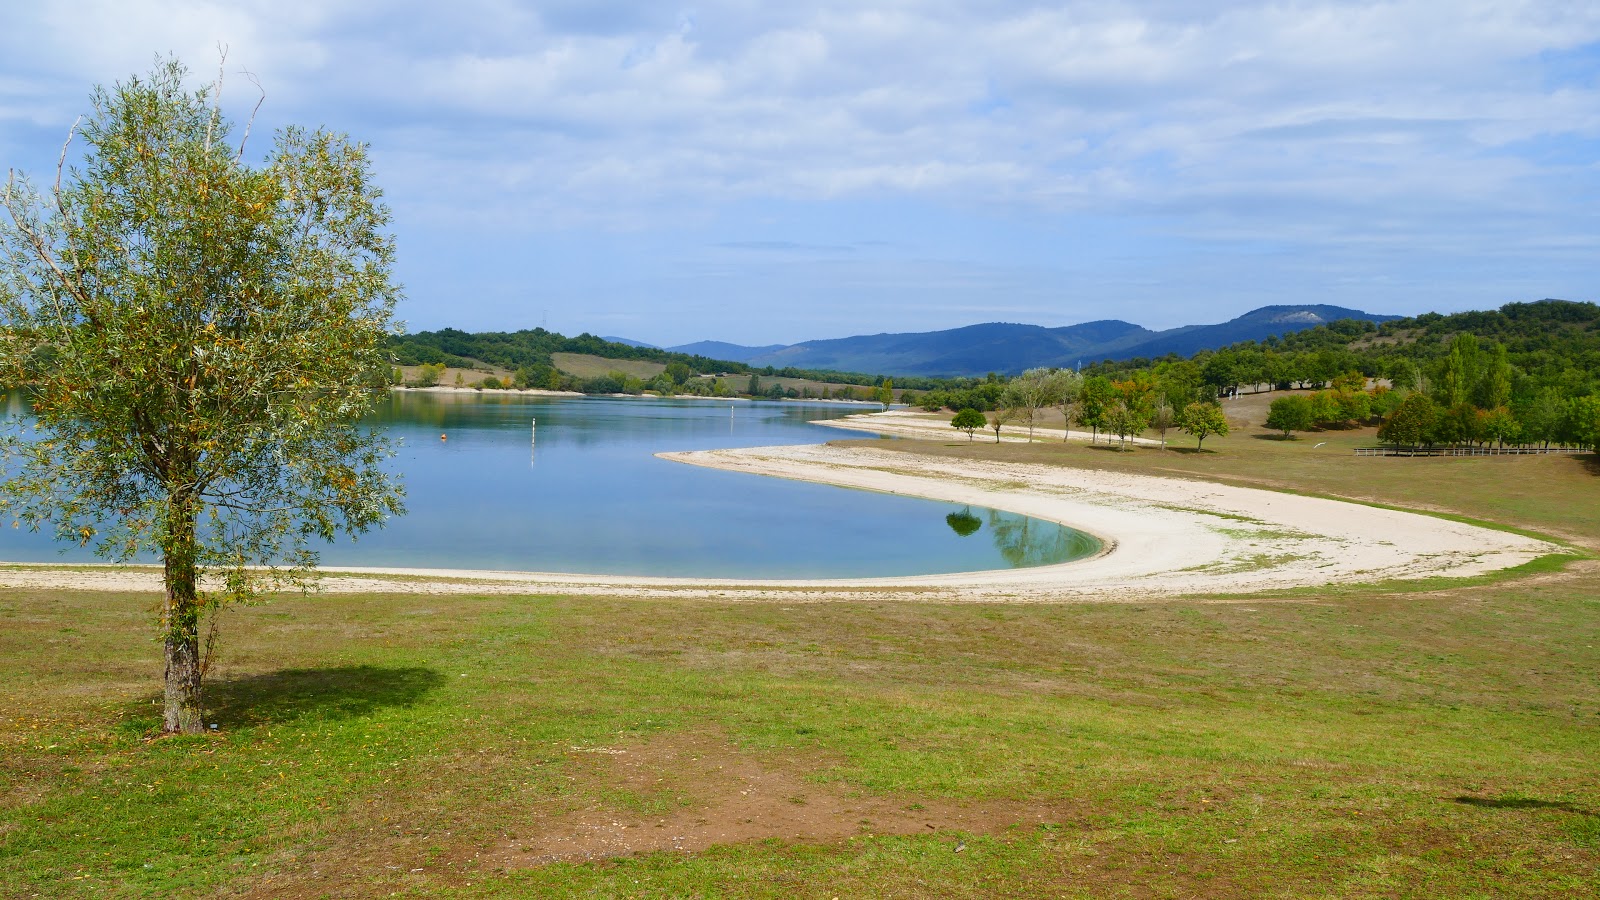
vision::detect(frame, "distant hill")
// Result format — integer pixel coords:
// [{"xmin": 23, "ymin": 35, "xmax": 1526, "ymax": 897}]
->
[
  {"xmin": 668, "ymin": 340, "xmax": 788, "ymax": 362},
  {"xmin": 671, "ymin": 305, "xmax": 1400, "ymax": 377},
  {"xmin": 600, "ymin": 335, "xmax": 658, "ymax": 349},
  {"xmin": 1109, "ymin": 305, "xmax": 1404, "ymax": 361}
]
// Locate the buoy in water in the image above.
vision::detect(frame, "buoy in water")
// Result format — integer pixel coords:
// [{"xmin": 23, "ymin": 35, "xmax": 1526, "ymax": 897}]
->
[{"xmin": 440, "ymin": 434, "xmax": 447, "ymax": 441}]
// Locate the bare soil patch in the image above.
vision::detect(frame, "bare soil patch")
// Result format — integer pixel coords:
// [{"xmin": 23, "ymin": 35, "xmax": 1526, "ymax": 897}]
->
[{"xmin": 484, "ymin": 730, "xmax": 1066, "ymax": 867}]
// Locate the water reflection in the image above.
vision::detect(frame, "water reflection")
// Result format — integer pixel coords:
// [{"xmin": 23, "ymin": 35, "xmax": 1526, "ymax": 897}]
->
[
  {"xmin": 986, "ymin": 510, "xmax": 1098, "ymax": 568},
  {"xmin": 0, "ymin": 392, "xmax": 1100, "ymax": 578},
  {"xmin": 945, "ymin": 508, "xmax": 982, "ymax": 537}
]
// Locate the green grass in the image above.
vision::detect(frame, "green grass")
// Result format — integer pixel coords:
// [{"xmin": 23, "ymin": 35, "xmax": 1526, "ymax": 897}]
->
[
  {"xmin": 2, "ymin": 416, "xmax": 1599, "ymax": 897},
  {"xmin": 550, "ymin": 353, "xmax": 666, "ymax": 380}
]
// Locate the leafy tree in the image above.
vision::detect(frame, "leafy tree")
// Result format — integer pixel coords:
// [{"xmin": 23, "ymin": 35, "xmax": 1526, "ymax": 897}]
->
[
  {"xmin": 1049, "ymin": 368, "xmax": 1083, "ymax": 441},
  {"xmin": 1480, "ymin": 406, "xmax": 1518, "ymax": 448},
  {"xmin": 412, "ymin": 362, "xmax": 445, "ymax": 387},
  {"xmin": 1005, "ymin": 367, "xmax": 1060, "ymax": 440},
  {"xmin": 1201, "ymin": 353, "xmax": 1239, "ymax": 396},
  {"xmin": 747, "ymin": 374, "xmax": 761, "ymax": 396},
  {"xmin": 1435, "ymin": 333, "xmax": 1481, "ymax": 408},
  {"xmin": 1266, "ymin": 395, "xmax": 1313, "ymax": 438},
  {"xmin": 1150, "ymin": 397, "xmax": 1175, "ymax": 449},
  {"xmin": 1475, "ymin": 343, "xmax": 1513, "ymax": 410},
  {"xmin": 1334, "ymin": 389, "xmax": 1372, "ymax": 423},
  {"xmin": 1306, "ymin": 391, "xmax": 1342, "ymax": 428},
  {"xmin": 1331, "ymin": 370, "xmax": 1367, "ymax": 393},
  {"xmin": 663, "ymin": 361, "xmax": 693, "ymax": 385},
  {"xmin": 0, "ymin": 60, "xmax": 404, "ymax": 733},
  {"xmin": 951, "ymin": 408, "xmax": 984, "ymax": 441},
  {"xmin": 877, "ymin": 377, "xmax": 893, "ymax": 410},
  {"xmin": 1565, "ymin": 395, "xmax": 1600, "ymax": 450},
  {"xmin": 513, "ymin": 363, "xmax": 558, "ymax": 390},
  {"xmin": 1103, "ymin": 399, "xmax": 1151, "ymax": 450},
  {"xmin": 1076, "ymin": 375, "xmax": 1115, "ymax": 443},
  {"xmin": 1177, "ymin": 402, "xmax": 1229, "ymax": 450},
  {"xmin": 1516, "ymin": 389, "xmax": 1565, "ymax": 448},
  {"xmin": 1384, "ymin": 358, "xmax": 1420, "ymax": 392},
  {"xmin": 1377, "ymin": 393, "xmax": 1437, "ymax": 447}
]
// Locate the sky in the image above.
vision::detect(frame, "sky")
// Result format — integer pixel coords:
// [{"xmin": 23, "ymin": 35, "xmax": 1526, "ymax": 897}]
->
[{"xmin": 1, "ymin": 1, "xmax": 1596, "ymax": 347}]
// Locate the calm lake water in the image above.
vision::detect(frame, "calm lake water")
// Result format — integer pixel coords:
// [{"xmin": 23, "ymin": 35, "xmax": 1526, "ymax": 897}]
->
[{"xmin": 0, "ymin": 393, "xmax": 1098, "ymax": 578}]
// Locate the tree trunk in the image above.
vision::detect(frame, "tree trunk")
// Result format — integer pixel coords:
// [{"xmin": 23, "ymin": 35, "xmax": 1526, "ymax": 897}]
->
[{"xmin": 163, "ymin": 499, "xmax": 204, "ymax": 734}]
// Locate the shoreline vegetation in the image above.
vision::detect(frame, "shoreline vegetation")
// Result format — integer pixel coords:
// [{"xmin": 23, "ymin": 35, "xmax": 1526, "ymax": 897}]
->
[{"xmin": 388, "ymin": 383, "xmax": 888, "ymax": 404}]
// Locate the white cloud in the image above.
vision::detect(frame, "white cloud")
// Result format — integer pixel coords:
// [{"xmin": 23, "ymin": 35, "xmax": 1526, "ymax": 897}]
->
[{"xmin": 2, "ymin": 1, "xmax": 1595, "ymax": 335}]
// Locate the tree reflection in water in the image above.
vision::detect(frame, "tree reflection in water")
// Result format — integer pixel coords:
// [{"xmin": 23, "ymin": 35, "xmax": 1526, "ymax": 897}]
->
[
  {"xmin": 945, "ymin": 508, "xmax": 983, "ymax": 537},
  {"xmin": 986, "ymin": 510, "xmax": 1081, "ymax": 568}
]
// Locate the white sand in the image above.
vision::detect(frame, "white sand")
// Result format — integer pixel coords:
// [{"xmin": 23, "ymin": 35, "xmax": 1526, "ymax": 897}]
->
[
  {"xmin": 819, "ymin": 407, "xmax": 1163, "ymax": 445},
  {"xmin": 0, "ymin": 436, "xmax": 1556, "ymax": 603}
]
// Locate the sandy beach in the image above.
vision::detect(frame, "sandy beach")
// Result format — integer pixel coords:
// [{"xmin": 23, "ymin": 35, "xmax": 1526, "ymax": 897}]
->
[
  {"xmin": 0, "ymin": 424, "xmax": 1557, "ymax": 601},
  {"xmin": 815, "ymin": 406, "xmax": 1163, "ymax": 445}
]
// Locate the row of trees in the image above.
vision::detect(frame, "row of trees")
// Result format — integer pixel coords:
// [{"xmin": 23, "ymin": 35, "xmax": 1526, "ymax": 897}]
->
[
  {"xmin": 940, "ymin": 366, "xmax": 1230, "ymax": 450},
  {"xmin": 1265, "ymin": 379, "xmax": 1406, "ymax": 438},
  {"xmin": 1372, "ymin": 334, "xmax": 1598, "ymax": 450}
]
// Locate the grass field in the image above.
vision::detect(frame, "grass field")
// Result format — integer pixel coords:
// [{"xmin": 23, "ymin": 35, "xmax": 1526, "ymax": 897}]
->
[
  {"xmin": 2, "ymin": 404, "xmax": 1598, "ymax": 898},
  {"xmin": 551, "ymin": 353, "xmax": 666, "ymax": 380}
]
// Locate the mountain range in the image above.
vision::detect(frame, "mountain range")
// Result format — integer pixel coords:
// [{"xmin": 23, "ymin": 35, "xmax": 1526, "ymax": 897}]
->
[{"xmin": 639, "ymin": 305, "xmax": 1401, "ymax": 377}]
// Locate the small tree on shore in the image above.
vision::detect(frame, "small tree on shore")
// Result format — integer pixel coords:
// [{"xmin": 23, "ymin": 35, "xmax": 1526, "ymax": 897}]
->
[
  {"xmin": 1150, "ymin": 397, "xmax": 1175, "ymax": 449},
  {"xmin": 1177, "ymin": 402, "xmax": 1229, "ymax": 450},
  {"xmin": 989, "ymin": 406, "xmax": 1015, "ymax": 443},
  {"xmin": 0, "ymin": 59, "xmax": 404, "ymax": 734},
  {"xmin": 1076, "ymin": 376, "xmax": 1115, "ymax": 443},
  {"xmin": 1266, "ymin": 395, "xmax": 1314, "ymax": 438},
  {"xmin": 951, "ymin": 408, "xmax": 984, "ymax": 441},
  {"xmin": 1050, "ymin": 369, "xmax": 1083, "ymax": 441}
]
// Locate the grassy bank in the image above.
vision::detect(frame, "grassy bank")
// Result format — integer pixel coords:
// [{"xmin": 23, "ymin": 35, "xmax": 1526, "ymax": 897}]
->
[{"xmin": 2, "ymin": 418, "xmax": 1597, "ymax": 897}]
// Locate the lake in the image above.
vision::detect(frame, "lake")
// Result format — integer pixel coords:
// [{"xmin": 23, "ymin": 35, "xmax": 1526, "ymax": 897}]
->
[{"xmin": 0, "ymin": 392, "xmax": 1099, "ymax": 579}]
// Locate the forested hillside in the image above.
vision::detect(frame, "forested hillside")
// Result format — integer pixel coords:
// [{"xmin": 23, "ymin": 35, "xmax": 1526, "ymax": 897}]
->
[
  {"xmin": 915, "ymin": 300, "xmax": 1600, "ymax": 451},
  {"xmin": 386, "ymin": 328, "xmax": 947, "ymax": 394}
]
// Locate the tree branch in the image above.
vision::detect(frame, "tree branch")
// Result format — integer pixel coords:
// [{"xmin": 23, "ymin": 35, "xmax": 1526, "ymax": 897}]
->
[
  {"xmin": 205, "ymin": 43, "xmax": 228, "ymax": 155},
  {"xmin": 236, "ymin": 70, "xmax": 266, "ymax": 163}
]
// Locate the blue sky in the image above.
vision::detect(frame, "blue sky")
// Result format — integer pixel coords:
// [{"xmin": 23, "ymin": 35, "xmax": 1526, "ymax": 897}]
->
[{"xmin": 1, "ymin": 1, "xmax": 1596, "ymax": 346}]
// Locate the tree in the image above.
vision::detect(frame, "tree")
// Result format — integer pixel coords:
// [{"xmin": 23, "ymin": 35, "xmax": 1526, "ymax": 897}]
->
[
  {"xmin": 1177, "ymin": 402, "xmax": 1229, "ymax": 450},
  {"xmin": 1150, "ymin": 397, "xmax": 1175, "ymax": 449},
  {"xmin": 1377, "ymin": 393, "xmax": 1437, "ymax": 447},
  {"xmin": 1435, "ymin": 333, "xmax": 1481, "ymax": 408},
  {"xmin": 1565, "ymin": 395, "xmax": 1600, "ymax": 450},
  {"xmin": 1266, "ymin": 395, "xmax": 1313, "ymax": 438},
  {"xmin": 1006, "ymin": 367, "xmax": 1060, "ymax": 440},
  {"xmin": 412, "ymin": 362, "xmax": 445, "ymax": 387},
  {"xmin": 951, "ymin": 407, "xmax": 984, "ymax": 441},
  {"xmin": 1103, "ymin": 400, "xmax": 1148, "ymax": 450},
  {"xmin": 0, "ymin": 60, "xmax": 404, "ymax": 734},
  {"xmin": 989, "ymin": 406, "xmax": 1015, "ymax": 443},
  {"xmin": 1049, "ymin": 368, "xmax": 1082, "ymax": 441},
  {"xmin": 877, "ymin": 378, "xmax": 893, "ymax": 411},
  {"xmin": 663, "ymin": 361, "xmax": 693, "ymax": 385},
  {"xmin": 1076, "ymin": 376, "xmax": 1115, "ymax": 442},
  {"xmin": 1475, "ymin": 343, "xmax": 1513, "ymax": 410}
]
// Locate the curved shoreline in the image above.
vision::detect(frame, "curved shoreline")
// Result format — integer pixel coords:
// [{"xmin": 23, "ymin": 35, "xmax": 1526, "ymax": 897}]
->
[{"xmin": 0, "ymin": 437, "xmax": 1558, "ymax": 601}]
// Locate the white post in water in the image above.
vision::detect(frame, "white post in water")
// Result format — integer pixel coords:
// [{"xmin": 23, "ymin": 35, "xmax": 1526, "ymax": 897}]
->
[{"xmin": 530, "ymin": 417, "xmax": 536, "ymax": 466}]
